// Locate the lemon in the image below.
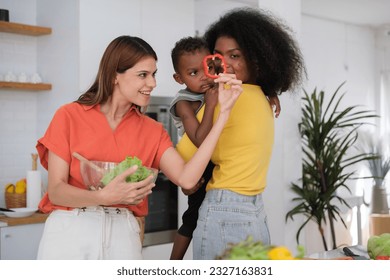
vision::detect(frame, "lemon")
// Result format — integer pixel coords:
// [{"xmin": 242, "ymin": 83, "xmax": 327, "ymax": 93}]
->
[
  {"xmin": 15, "ymin": 179, "xmax": 27, "ymax": 194},
  {"xmin": 268, "ymin": 246, "xmax": 295, "ymax": 260},
  {"xmin": 5, "ymin": 183, "xmax": 15, "ymax": 193}
]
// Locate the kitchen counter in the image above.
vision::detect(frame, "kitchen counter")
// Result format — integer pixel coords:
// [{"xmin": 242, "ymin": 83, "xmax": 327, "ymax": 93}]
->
[
  {"xmin": 0, "ymin": 212, "xmax": 48, "ymax": 227},
  {"xmin": 309, "ymin": 245, "xmax": 369, "ymax": 259}
]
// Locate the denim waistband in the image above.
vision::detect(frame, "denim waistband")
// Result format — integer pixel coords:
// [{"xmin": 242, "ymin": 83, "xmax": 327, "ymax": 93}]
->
[{"xmin": 206, "ymin": 189, "xmax": 263, "ymax": 204}]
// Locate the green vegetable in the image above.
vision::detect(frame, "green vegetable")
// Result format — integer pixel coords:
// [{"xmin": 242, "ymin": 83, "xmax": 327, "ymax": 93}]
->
[
  {"xmin": 216, "ymin": 236, "xmax": 304, "ymax": 260},
  {"xmin": 367, "ymin": 233, "xmax": 390, "ymax": 259},
  {"xmin": 295, "ymin": 245, "xmax": 306, "ymax": 259},
  {"xmin": 217, "ymin": 236, "xmax": 273, "ymax": 260},
  {"xmin": 100, "ymin": 156, "xmax": 152, "ymax": 186}
]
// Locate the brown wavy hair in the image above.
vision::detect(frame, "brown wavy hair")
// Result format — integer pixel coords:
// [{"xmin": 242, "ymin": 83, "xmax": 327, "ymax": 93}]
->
[{"xmin": 76, "ymin": 35, "xmax": 157, "ymax": 105}]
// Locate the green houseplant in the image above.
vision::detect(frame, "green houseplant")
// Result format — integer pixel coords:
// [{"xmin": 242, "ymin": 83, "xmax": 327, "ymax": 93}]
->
[
  {"xmin": 286, "ymin": 83, "xmax": 378, "ymax": 251},
  {"xmin": 357, "ymin": 130, "xmax": 390, "ymax": 214}
]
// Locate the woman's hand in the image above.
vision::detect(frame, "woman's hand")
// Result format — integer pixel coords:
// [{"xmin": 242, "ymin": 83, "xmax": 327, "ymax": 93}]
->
[
  {"xmin": 214, "ymin": 73, "xmax": 243, "ymax": 113},
  {"xmin": 268, "ymin": 96, "xmax": 281, "ymax": 118},
  {"xmin": 99, "ymin": 165, "xmax": 156, "ymax": 205}
]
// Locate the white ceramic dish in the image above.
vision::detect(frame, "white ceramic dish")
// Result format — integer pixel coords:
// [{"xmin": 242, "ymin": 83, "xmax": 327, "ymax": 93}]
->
[{"xmin": 1, "ymin": 207, "xmax": 37, "ymax": 218}]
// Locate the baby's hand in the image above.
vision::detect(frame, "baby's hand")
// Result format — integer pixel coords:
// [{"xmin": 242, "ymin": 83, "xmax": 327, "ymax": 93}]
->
[
  {"xmin": 268, "ymin": 96, "xmax": 281, "ymax": 118},
  {"xmin": 204, "ymin": 84, "xmax": 218, "ymax": 108},
  {"xmin": 182, "ymin": 177, "xmax": 205, "ymax": 196}
]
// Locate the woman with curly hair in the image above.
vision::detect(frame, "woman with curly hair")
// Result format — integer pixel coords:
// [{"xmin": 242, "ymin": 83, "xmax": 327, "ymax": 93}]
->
[{"xmin": 178, "ymin": 7, "xmax": 306, "ymax": 260}]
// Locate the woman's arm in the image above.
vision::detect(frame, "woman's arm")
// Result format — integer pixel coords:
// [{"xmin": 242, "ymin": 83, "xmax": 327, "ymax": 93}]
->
[
  {"xmin": 160, "ymin": 74, "xmax": 242, "ymax": 189},
  {"xmin": 47, "ymin": 151, "xmax": 155, "ymax": 208}
]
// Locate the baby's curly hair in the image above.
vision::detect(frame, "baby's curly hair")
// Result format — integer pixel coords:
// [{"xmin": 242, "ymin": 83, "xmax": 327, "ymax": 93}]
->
[
  {"xmin": 204, "ymin": 7, "xmax": 306, "ymax": 97},
  {"xmin": 171, "ymin": 36, "xmax": 209, "ymax": 73}
]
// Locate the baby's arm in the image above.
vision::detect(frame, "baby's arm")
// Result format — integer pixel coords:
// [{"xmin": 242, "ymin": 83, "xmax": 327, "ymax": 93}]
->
[
  {"xmin": 268, "ymin": 96, "xmax": 281, "ymax": 118},
  {"xmin": 175, "ymin": 88, "xmax": 218, "ymax": 147}
]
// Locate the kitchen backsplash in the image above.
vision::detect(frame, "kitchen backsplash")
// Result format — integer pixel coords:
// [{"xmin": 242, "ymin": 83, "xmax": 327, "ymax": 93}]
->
[
  {"xmin": 0, "ymin": 0, "xmax": 42, "ymax": 207},
  {"xmin": 0, "ymin": 92, "xmax": 40, "ymax": 207}
]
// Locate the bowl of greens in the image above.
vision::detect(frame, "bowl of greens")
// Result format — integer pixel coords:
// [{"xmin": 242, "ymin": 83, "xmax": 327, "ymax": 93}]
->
[{"xmin": 80, "ymin": 156, "xmax": 158, "ymax": 191}]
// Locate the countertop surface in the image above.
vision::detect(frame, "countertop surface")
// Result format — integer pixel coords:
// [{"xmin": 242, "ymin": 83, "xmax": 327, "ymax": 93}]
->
[
  {"xmin": 309, "ymin": 245, "xmax": 369, "ymax": 259},
  {"xmin": 0, "ymin": 212, "xmax": 48, "ymax": 227}
]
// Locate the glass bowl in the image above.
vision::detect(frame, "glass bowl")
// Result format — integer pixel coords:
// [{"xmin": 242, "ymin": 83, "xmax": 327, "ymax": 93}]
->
[{"xmin": 80, "ymin": 160, "xmax": 158, "ymax": 191}]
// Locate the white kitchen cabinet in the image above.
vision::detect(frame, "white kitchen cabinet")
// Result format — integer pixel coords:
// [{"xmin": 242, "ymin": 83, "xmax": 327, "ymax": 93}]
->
[
  {"xmin": 142, "ymin": 242, "xmax": 193, "ymax": 260},
  {"xmin": 142, "ymin": 243, "xmax": 173, "ymax": 260},
  {"xmin": 0, "ymin": 223, "xmax": 44, "ymax": 260}
]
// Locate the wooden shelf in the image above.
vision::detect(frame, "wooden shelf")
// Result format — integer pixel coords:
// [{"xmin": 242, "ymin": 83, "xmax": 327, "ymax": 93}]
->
[
  {"xmin": 0, "ymin": 22, "xmax": 52, "ymax": 91},
  {"xmin": 0, "ymin": 21, "xmax": 51, "ymax": 36},
  {"xmin": 0, "ymin": 81, "xmax": 52, "ymax": 91}
]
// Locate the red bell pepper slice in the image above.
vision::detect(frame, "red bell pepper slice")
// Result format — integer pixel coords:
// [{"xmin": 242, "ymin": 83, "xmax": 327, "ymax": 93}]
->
[{"xmin": 202, "ymin": 54, "xmax": 227, "ymax": 79}]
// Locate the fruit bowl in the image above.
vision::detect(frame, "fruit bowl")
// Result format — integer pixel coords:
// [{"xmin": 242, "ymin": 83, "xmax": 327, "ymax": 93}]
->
[{"xmin": 80, "ymin": 158, "xmax": 158, "ymax": 191}]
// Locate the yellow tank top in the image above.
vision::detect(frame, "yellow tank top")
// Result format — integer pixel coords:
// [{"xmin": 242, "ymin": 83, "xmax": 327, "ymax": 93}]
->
[{"xmin": 176, "ymin": 84, "xmax": 274, "ymax": 195}]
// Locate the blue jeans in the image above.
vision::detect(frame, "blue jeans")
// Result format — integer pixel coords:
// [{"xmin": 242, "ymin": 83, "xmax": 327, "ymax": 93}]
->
[{"xmin": 192, "ymin": 189, "xmax": 270, "ymax": 260}]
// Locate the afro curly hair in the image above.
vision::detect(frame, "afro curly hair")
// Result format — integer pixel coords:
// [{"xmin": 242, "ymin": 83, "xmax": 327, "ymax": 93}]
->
[{"xmin": 204, "ymin": 7, "xmax": 306, "ymax": 97}]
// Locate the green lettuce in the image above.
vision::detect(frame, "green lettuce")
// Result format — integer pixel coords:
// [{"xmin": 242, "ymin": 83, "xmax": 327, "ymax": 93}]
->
[
  {"xmin": 367, "ymin": 233, "xmax": 390, "ymax": 259},
  {"xmin": 100, "ymin": 156, "xmax": 152, "ymax": 186}
]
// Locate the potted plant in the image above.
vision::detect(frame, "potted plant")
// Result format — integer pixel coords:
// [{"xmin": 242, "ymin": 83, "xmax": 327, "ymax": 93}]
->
[
  {"xmin": 357, "ymin": 130, "xmax": 390, "ymax": 214},
  {"xmin": 286, "ymin": 82, "xmax": 378, "ymax": 251}
]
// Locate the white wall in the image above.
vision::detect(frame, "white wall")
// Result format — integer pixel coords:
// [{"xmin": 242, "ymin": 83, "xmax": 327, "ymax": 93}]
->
[
  {"xmin": 36, "ymin": 0, "xmax": 80, "ymax": 141},
  {"xmin": 79, "ymin": 0, "xmax": 142, "ymax": 94},
  {"xmin": 301, "ymin": 16, "xmax": 377, "ymax": 111},
  {"xmin": 78, "ymin": 0, "xmax": 195, "ymax": 97},
  {"xmin": 0, "ymin": 0, "xmax": 385, "ymax": 257},
  {"xmin": 194, "ymin": 0, "xmax": 256, "ymax": 36}
]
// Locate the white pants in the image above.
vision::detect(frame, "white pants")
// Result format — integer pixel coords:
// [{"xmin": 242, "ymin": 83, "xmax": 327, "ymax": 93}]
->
[{"xmin": 37, "ymin": 207, "xmax": 143, "ymax": 260}]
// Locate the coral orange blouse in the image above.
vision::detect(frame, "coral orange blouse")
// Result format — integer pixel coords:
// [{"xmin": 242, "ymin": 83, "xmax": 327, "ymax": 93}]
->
[{"xmin": 36, "ymin": 102, "xmax": 172, "ymax": 217}]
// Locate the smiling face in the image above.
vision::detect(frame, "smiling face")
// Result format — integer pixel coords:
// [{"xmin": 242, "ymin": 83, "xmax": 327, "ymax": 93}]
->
[
  {"xmin": 173, "ymin": 49, "xmax": 214, "ymax": 94},
  {"xmin": 113, "ymin": 56, "xmax": 157, "ymax": 107},
  {"xmin": 214, "ymin": 36, "xmax": 255, "ymax": 84}
]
